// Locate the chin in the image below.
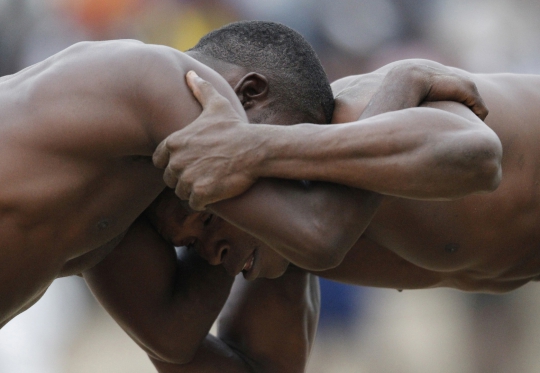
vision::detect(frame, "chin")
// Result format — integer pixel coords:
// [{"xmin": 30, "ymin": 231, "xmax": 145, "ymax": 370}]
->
[{"xmin": 265, "ymin": 262, "xmax": 290, "ymax": 279}]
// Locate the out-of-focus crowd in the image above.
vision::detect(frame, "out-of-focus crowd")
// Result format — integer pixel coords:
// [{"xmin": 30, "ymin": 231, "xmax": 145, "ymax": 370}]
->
[{"xmin": 2, "ymin": 0, "xmax": 540, "ymax": 372}]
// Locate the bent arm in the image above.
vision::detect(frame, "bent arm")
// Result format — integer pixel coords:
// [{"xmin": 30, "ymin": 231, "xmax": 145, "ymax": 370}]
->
[
  {"xmin": 83, "ymin": 217, "xmax": 234, "ymax": 364},
  {"xmin": 85, "ymin": 218, "xmax": 319, "ymax": 371},
  {"xmin": 210, "ymin": 179, "xmax": 381, "ymax": 270},
  {"xmin": 157, "ymin": 64, "xmax": 501, "ymax": 271},
  {"xmin": 151, "ymin": 268, "xmax": 320, "ymax": 373},
  {"xmin": 211, "ymin": 103, "xmax": 500, "ymax": 271}
]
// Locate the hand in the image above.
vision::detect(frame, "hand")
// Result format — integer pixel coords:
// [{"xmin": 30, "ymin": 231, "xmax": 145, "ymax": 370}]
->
[
  {"xmin": 335, "ymin": 61, "xmax": 489, "ymax": 123},
  {"xmin": 372, "ymin": 61, "xmax": 489, "ymax": 120},
  {"xmin": 153, "ymin": 71, "xmax": 261, "ymax": 211},
  {"xmin": 407, "ymin": 63, "xmax": 488, "ymax": 119}
]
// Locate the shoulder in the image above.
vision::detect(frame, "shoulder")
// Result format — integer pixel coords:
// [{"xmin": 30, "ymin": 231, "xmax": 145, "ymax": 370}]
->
[{"xmin": 330, "ymin": 72, "xmax": 386, "ymax": 124}]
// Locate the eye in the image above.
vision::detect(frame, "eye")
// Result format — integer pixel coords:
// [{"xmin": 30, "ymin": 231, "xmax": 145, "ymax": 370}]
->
[{"xmin": 203, "ymin": 213, "xmax": 214, "ymax": 227}]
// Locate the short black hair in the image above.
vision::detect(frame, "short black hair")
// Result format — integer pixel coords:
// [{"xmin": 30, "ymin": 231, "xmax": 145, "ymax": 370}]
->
[{"xmin": 189, "ymin": 20, "xmax": 334, "ymax": 124}]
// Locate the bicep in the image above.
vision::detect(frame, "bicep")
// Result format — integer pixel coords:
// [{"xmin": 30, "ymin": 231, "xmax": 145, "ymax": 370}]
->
[{"xmin": 210, "ymin": 178, "xmax": 381, "ymax": 270}]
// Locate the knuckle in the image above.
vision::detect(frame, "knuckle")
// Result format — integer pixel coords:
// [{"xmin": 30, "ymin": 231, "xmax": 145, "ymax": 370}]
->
[
  {"xmin": 164, "ymin": 137, "xmax": 179, "ymax": 151},
  {"xmin": 465, "ymin": 79, "xmax": 478, "ymax": 92},
  {"xmin": 198, "ymin": 80, "xmax": 213, "ymax": 90},
  {"xmin": 192, "ymin": 182, "xmax": 208, "ymax": 198},
  {"xmin": 175, "ymin": 183, "xmax": 190, "ymax": 200},
  {"xmin": 163, "ymin": 173, "xmax": 178, "ymax": 189}
]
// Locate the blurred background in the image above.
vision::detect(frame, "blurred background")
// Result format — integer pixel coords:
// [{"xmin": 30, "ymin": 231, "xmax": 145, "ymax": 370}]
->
[{"xmin": 2, "ymin": 0, "xmax": 540, "ymax": 372}]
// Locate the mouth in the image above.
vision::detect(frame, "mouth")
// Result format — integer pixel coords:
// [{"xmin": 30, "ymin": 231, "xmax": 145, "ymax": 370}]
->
[
  {"xmin": 174, "ymin": 237, "xmax": 197, "ymax": 250},
  {"xmin": 241, "ymin": 250, "xmax": 259, "ymax": 280},
  {"xmin": 242, "ymin": 253, "xmax": 255, "ymax": 272}
]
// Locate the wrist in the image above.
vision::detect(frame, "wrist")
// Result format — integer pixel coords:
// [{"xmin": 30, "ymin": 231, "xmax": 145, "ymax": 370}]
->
[{"xmin": 253, "ymin": 123, "xmax": 317, "ymax": 180}]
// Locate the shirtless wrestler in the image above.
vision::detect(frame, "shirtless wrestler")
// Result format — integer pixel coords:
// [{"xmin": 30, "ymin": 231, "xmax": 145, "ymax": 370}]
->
[
  {"xmin": 0, "ymin": 20, "xmax": 345, "ymax": 372},
  {"xmin": 154, "ymin": 57, "xmax": 525, "ymax": 295}
]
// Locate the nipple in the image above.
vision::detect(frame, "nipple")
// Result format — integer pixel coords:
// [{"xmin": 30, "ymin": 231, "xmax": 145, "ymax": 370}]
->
[
  {"xmin": 97, "ymin": 219, "xmax": 110, "ymax": 230},
  {"xmin": 444, "ymin": 242, "xmax": 459, "ymax": 253}
]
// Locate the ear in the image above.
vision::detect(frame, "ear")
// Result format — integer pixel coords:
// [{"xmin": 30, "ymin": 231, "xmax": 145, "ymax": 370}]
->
[{"xmin": 233, "ymin": 73, "xmax": 269, "ymax": 109}]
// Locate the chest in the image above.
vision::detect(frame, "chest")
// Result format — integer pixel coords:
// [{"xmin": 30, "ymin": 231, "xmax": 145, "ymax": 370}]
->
[
  {"xmin": 365, "ymin": 190, "xmax": 540, "ymax": 276},
  {"xmin": 58, "ymin": 231, "xmax": 127, "ymax": 277}
]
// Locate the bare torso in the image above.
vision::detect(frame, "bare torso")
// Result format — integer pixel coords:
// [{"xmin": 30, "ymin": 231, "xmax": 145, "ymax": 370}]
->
[
  {"xmin": 0, "ymin": 40, "xmax": 241, "ymax": 326},
  {"xmin": 322, "ymin": 70, "xmax": 540, "ymax": 293}
]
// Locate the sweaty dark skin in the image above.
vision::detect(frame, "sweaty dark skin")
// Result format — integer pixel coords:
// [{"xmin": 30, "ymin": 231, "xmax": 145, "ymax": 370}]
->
[
  {"xmin": 157, "ymin": 59, "xmax": 532, "ymax": 295},
  {"xmin": 0, "ymin": 28, "xmax": 503, "ymax": 372},
  {"xmin": 0, "ymin": 34, "xmax": 326, "ymax": 372},
  {"xmin": 0, "ymin": 40, "xmax": 246, "ymax": 328},
  {"xmin": 322, "ymin": 67, "xmax": 540, "ymax": 294}
]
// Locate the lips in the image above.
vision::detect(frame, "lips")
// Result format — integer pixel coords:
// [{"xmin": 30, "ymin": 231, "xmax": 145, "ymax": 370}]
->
[
  {"xmin": 242, "ymin": 253, "xmax": 255, "ymax": 272},
  {"xmin": 240, "ymin": 250, "xmax": 261, "ymax": 281}
]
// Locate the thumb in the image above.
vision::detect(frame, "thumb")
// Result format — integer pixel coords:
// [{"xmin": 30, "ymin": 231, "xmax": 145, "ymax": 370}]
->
[
  {"xmin": 152, "ymin": 138, "xmax": 170, "ymax": 169},
  {"xmin": 186, "ymin": 70, "xmax": 224, "ymax": 108}
]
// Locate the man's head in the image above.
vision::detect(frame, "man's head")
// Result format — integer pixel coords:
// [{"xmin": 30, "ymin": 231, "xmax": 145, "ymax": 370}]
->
[
  {"xmin": 153, "ymin": 22, "xmax": 334, "ymax": 279},
  {"xmin": 147, "ymin": 189, "xmax": 290, "ymax": 280},
  {"xmin": 187, "ymin": 20, "xmax": 334, "ymax": 125}
]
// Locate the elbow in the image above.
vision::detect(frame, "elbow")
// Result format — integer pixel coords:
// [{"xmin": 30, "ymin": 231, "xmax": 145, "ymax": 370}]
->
[
  {"xmin": 475, "ymin": 153, "xmax": 502, "ymax": 193},
  {"xmin": 466, "ymin": 131, "xmax": 503, "ymax": 193},
  {"xmin": 292, "ymin": 220, "xmax": 353, "ymax": 271}
]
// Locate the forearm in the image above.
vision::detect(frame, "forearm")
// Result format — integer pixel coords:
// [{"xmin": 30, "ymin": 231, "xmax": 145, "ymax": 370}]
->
[
  {"xmin": 252, "ymin": 104, "xmax": 501, "ymax": 200},
  {"xmin": 149, "ymin": 268, "xmax": 319, "ymax": 373},
  {"xmin": 249, "ymin": 62, "xmax": 498, "ymax": 200}
]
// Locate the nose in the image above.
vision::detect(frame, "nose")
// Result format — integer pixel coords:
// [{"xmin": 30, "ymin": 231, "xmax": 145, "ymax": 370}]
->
[{"xmin": 203, "ymin": 241, "xmax": 229, "ymax": 266}]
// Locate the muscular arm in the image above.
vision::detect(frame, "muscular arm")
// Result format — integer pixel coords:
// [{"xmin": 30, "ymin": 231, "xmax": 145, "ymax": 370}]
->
[
  {"xmin": 255, "ymin": 100, "xmax": 501, "ymax": 200},
  {"xmin": 156, "ymin": 64, "xmax": 501, "ymax": 271},
  {"xmin": 210, "ymin": 179, "xmax": 381, "ymax": 270},
  {"xmin": 83, "ymin": 217, "xmax": 234, "ymax": 364},
  {"xmin": 85, "ymin": 218, "xmax": 319, "ymax": 371},
  {"xmin": 253, "ymin": 61, "xmax": 500, "ymax": 199},
  {"xmin": 151, "ymin": 268, "xmax": 319, "ymax": 373}
]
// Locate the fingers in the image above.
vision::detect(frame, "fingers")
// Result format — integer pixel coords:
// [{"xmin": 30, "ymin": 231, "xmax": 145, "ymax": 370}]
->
[
  {"xmin": 189, "ymin": 192, "xmax": 207, "ymax": 212},
  {"xmin": 162, "ymin": 166, "xmax": 179, "ymax": 189},
  {"xmin": 465, "ymin": 84, "xmax": 489, "ymax": 121},
  {"xmin": 470, "ymin": 100, "xmax": 489, "ymax": 121},
  {"xmin": 185, "ymin": 70, "xmax": 225, "ymax": 108},
  {"xmin": 455, "ymin": 76, "xmax": 489, "ymax": 121},
  {"xmin": 154, "ymin": 138, "xmax": 181, "ymax": 189},
  {"xmin": 175, "ymin": 177, "xmax": 192, "ymax": 201},
  {"xmin": 152, "ymin": 139, "xmax": 170, "ymax": 169},
  {"xmin": 428, "ymin": 74, "xmax": 489, "ymax": 121}
]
